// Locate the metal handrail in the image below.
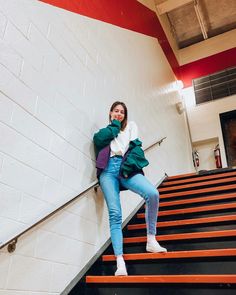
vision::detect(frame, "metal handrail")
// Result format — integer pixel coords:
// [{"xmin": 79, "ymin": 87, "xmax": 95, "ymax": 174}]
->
[
  {"xmin": 145, "ymin": 137, "xmax": 167, "ymax": 152},
  {"xmin": 0, "ymin": 136, "xmax": 167, "ymax": 252}
]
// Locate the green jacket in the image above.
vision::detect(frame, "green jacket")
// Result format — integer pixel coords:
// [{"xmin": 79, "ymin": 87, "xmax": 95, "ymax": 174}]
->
[
  {"xmin": 93, "ymin": 119, "xmax": 121, "ymax": 157},
  {"xmin": 122, "ymin": 138, "xmax": 149, "ymax": 178},
  {"xmin": 93, "ymin": 120, "xmax": 149, "ymax": 178}
]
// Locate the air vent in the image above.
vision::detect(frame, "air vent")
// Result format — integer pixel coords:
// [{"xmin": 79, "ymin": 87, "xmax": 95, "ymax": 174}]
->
[{"xmin": 193, "ymin": 67, "xmax": 236, "ymax": 105}]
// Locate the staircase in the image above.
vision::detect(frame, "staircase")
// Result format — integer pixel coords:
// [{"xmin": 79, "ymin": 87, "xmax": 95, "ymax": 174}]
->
[{"xmin": 70, "ymin": 169, "xmax": 236, "ymax": 295}]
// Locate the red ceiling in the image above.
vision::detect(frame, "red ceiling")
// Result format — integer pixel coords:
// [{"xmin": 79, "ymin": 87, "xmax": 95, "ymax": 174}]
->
[{"xmin": 39, "ymin": 0, "xmax": 236, "ymax": 87}]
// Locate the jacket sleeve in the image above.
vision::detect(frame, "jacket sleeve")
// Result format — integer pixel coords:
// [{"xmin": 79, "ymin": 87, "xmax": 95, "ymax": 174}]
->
[
  {"xmin": 93, "ymin": 119, "xmax": 121, "ymax": 151},
  {"xmin": 121, "ymin": 138, "xmax": 149, "ymax": 178}
]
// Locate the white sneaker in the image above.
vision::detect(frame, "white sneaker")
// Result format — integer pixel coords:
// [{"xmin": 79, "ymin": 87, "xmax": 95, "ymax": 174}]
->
[
  {"xmin": 115, "ymin": 266, "xmax": 128, "ymax": 276},
  {"xmin": 146, "ymin": 240, "xmax": 167, "ymax": 253}
]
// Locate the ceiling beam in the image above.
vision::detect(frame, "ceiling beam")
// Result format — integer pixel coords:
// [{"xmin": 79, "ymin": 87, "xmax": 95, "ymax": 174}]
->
[
  {"xmin": 194, "ymin": 0, "xmax": 208, "ymax": 39},
  {"xmin": 156, "ymin": 0, "xmax": 193, "ymax": 15}
]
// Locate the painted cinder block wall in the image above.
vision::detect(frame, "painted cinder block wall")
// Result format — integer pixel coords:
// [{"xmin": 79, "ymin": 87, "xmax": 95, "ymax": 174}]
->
[{"xmin": 0, "ymin": 0, "xmax": 193, "ymax": 294}]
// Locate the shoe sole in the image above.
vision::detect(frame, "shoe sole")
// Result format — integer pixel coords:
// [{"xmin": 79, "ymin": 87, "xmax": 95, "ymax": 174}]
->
[{"xmin": 146, "ymin": 247, "xmax": 167, "ymax": 253}]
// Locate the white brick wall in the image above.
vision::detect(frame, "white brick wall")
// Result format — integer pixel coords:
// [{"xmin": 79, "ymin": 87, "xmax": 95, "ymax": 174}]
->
[
  {"xmin": 0, "ymin": 182, "xmax": 21, "ymax": 220},
  {"xmin": 1, "ymin": 154, "xmax": 45, "ymax": 198},
  {"xmin": 11, "ymin": 104, "xmax": 52, "ymax": 150},
  {"xmin": 0, "ymin": 0, "xmax": 193, "ymax": 294},
  {"xmin": 0, "ymin": 63, "xmax": 37, "ymax": 114},
  {"xmin": 0, "ymin": 93, "xmax": 14, "ymax": 123},
  {"xmin": 4, "ymin": 22, "xmax": 43, "ymax": 71}
]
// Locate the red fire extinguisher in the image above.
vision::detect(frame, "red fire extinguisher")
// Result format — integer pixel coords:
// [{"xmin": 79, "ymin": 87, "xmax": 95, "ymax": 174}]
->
[
  {"xmin": 193, "ymin": 150, "xmax": 200, "ymax": 167},
  {"xmin": 214, "ymin": 144, "xmax": 222, "ymax": 168}
]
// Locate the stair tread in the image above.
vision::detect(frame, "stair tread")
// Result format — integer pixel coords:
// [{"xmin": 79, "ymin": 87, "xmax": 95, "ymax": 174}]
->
[
  {"xmin": 160, "ymin": 184, "xmax": 236, "ymax": 198},
  {"xmin": 159, "ymin": 176, "xmax": 236, "ymax": 192},
  {"xmin": 166, "ymin": 172, "xmax": 197, "ymax": 180},
  {"xmin": 128, "ymin": 214, "xmax": 236, "ymax": 230},
  {"xmin": 162, "ymin": 171, "xmax": 236, "ymax": 187},
  {"xmin": 86, "ymin": 274, "xmax": 236, "ymax": 284},
  {"xmin": 137, "ymin": 202, "xmax": 236, "ymax": 218},
  {"xmin": 102, "ymin": 248, "xmax": 236, "ymax": 261},
  {"xmin": 165, "ymin": 169, "xmax": 236, "ymax": 181},
  {"xmin": 159, "ymin": 192, "xmax": 236, "ymax": 207},
  {"xmin": 123, "ymin": 229, "xmax": 236, "ymax": 243}
]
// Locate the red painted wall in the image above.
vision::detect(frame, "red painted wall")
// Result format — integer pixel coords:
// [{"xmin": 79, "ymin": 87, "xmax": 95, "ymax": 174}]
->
[
  {"xmin": 39, "ymin": 0, "xmax": 236, "ymax": 87},
  {"xmin": 179, "ymin": 48, "xmax": 236, "ymax": 87}
]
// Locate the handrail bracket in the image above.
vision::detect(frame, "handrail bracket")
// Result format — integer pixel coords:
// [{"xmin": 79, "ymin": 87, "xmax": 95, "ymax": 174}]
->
[{"xmin": 7, "ymin": 238, "xmax": 18, "ymax": 253}]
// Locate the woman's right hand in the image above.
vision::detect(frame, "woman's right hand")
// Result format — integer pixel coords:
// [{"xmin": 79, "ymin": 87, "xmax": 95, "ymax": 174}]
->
[
  {"xmin": 111, "ymin": 115, "xmax": 119, "ymax": 121},
  {"xmin": 111, "ymin": 115, "xmax": 123, "ymax": 122}
]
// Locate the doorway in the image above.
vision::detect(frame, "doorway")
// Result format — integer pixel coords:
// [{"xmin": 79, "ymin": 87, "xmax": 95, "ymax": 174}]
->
[{"xmin": 220, "ymin": 109, "xmax": 236, "ymax": 168}]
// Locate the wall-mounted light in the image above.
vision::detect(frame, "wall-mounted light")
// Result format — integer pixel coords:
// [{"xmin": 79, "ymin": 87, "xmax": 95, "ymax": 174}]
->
[{"xmin": 176, "ymin": 101, "xmax": 185, "ymax": 114}]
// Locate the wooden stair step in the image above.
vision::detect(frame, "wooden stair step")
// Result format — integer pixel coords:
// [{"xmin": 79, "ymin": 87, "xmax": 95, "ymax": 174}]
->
[
  {"xmin": 128, "ymin": 214, "xmax": 236, "ymax": 230},
  {"xmin": 86, "ymin": 274, "xmax": 236, "ymax": 284},
  {"xmin": 161, "ymin": 171, "xmax": 236, "ymax": 187},
  {"xmin": 159, "ymin": 192, "xmax": 236, "ymax": 207},
  {"xmin": 159, "ymin": 176, "xmax": 236, "ymax": 192},
  {"xmin": 137, "ymin": 202, "xmax": 236, "ymax": 218},
  {"xmin": 160, "ymin": 184, "xmax": 236, "ymax": 199},
  {"xmin": 165, "ymin": 169, "xmax": 236, "ymax": 181},
  {"xmin": 123, "ymin": 229, "xmax": 236, "ymax": 244},
  {"xmin": 165, "ymin": 172, "xmax": 197, "ymax": 181},
  {"xmin": 102, "ymin": 248, "xmax": 236, "ymax": 262}
]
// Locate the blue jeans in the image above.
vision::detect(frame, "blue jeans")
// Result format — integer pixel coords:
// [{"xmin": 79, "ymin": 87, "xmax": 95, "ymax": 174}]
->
[{"xmin": 100, "ymin": 156, "xmax": 159, "ymax": 256}]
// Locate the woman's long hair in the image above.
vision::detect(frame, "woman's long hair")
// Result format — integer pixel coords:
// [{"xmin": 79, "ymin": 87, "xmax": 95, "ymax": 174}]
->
[{"xmin": 109, "ymin": 101, "xmax": 128, "ymax": 131}]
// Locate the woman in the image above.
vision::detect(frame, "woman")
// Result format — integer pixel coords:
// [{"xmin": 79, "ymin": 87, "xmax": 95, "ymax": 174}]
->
[{"xmin": 93, "ymin": 101, "xmax": 167, "ymax": 276}]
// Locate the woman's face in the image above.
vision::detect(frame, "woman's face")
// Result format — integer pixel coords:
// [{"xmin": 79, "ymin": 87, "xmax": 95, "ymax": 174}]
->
[{"xmin": 110, "ymin": 104, "xmax": 125, "ymax": 122}]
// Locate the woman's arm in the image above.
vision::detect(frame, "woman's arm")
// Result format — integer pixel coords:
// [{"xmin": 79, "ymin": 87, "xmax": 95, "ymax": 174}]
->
[{"xmin": 93, "ymin": 119, "xmax": 121, "ymax": 151}]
